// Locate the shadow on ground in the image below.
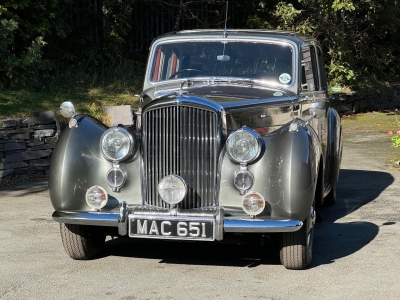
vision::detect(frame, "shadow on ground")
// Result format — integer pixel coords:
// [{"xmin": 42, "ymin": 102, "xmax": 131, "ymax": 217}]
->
[
  {"xmin": 312, "ymin": 168, "xmax": 395, "ymax": 267},
  {"xmin": 0, "ymin": 179, "xmax": 48, "ymax": 197},
  {"xmin": 97, "ymin": 168, "xmax": 395, "ymax": 269}
]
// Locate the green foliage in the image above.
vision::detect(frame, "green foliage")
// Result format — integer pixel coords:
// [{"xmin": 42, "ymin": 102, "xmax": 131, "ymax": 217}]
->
[
  {"xmin": 0, "ymin": 1, "xmax": 61, "ymax": 89},
  {"xmin": 0, "ymin": 20, "xmax": 50, "ymax": 88},
  {"xmin": 391, "ymin": 115, "xmax": 400, "ymax": 147},
  {"xmin": 331, "ymin": 0, "xmax": 356, "ymax": 11},
  {"xmin": 248, "ymin": 0, "xmax": 400, "ymax": 89},
  {"xmin": 392, "ymin": 135, "xmax": 400, "ymax": 148},
  {"xmin": 1, "ymin": 0, "xmax": 400, "ymax": 94}
]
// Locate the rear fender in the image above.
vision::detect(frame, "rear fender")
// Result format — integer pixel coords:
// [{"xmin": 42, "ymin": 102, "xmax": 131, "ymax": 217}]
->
[{"xmin": 327, "ymin": 108, "xmax": 342, "ymax": 187}]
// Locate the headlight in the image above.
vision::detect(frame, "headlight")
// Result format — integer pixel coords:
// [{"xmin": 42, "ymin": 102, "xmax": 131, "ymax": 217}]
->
[
  {"xmin": 100, "ymin": 127, "xmax": 135, "ymax": 161},
  {"xmin": 226, "ymin": 127, "xmax": 262, "ymax": 163},
  {"xmin": 158, "ymin": 175, "xmax": 187, "ymax": 205}
]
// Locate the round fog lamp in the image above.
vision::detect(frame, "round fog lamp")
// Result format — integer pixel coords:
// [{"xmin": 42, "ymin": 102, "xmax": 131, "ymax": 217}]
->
[
  {"xmin": 234, "ymin": 170, "xmax": 254, "ymax": 192},
  {"xmin": 158, "ymin": 175, "xmax": 187, "ymax": 205},
  {"xmin": 242, "ymin": 192, "xmax": 265, "ymax": 216},
  {"xmin": 85, "ymin": 185, "xmax": 108, "ymax": 209}
]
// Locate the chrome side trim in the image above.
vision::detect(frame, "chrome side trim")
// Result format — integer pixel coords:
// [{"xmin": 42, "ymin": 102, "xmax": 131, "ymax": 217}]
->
[
  {"xmin": 52, "ymin": 211, "xmax": 119, "ymax": 227},
  {"xmin": 224, "ymin": 218, "xmax": 302, "ymax": 233}
]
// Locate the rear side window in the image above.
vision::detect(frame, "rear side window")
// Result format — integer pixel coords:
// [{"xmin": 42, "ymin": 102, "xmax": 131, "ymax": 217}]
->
[
  {"xmin": 301, "ymin": 45, "xmax": 322, "ymax": 91},
  {"xmin": 301, "ymin": 47, "xmax": 315, "ymax": 91}
]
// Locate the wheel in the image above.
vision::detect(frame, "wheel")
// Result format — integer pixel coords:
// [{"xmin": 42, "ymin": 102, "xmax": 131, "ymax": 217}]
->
[
  {"xmin": 60, "ymin": 223, "xmax": 105, "ymax": 260},
  {"xmin": 280, "ymin": 199, "xmax": 316, "ymax": 270},
  {"xmin": 168, "ymin": 69, "xmax": 205, "ymax": 79},
  {"xmin": 324, "ymin": 184, "xmax": 336, "ymax": 206}
]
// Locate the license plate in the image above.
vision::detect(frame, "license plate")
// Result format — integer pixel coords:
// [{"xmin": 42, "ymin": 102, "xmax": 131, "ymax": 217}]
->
[{"xmin": 128, "ymin": 215, "xmax": 215, "ymax": 241}]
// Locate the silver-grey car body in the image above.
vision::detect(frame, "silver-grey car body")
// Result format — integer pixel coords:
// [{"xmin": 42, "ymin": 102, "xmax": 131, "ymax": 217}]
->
[{"xmin": 50, "ymin": 29, "xmax": 342, "ymax": 269}]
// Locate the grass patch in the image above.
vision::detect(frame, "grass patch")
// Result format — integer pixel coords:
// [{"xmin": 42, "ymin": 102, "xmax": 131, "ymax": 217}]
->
[
  {"xmin": 341, "ymin": 111, "xmax": 400, "ymax": 170},
  {"xmin": 341, "ymin": 111, "xmax": 400, "ymax": 133},
  {"xmin": 0, "ymin": 55, "xmax": 146, "ymax": 124},
  {"xmin": 0, "ymin": 87, "xmax": 140, "ymax": 124}
]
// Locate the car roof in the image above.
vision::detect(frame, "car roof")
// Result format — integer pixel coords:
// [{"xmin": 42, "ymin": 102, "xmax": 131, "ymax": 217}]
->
[{"xmin": 151, "ymin": 29, "xmax": 316, "ymax": 47}]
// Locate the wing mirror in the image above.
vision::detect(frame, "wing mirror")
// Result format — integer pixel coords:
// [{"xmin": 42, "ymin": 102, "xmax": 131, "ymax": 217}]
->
[
  {"xmin": 305, "ymin": 102, "xmax": 326, "ymax": 125},
  {"xmin": 309, "ymin": 102, "xmax": 325, "ymax": 119}
]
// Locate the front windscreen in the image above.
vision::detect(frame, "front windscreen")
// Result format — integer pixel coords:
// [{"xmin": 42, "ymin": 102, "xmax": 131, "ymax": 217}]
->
[{"xmin": 150, "ymin": 41, "xmax": 294, "ymax": 85}]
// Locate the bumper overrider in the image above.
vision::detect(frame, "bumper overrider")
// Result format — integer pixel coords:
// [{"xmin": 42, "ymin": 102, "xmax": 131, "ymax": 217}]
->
[{"xmin": 52, "ymin": 201, "xmax": 303, "ymax": 241}]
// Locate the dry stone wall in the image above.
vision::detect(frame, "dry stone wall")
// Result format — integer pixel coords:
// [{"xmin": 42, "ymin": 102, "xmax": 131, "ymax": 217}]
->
[
  {"xmin": 330, "ymin": 85, "xmax": 400, "ymax": 115},
  {"xmin": 0, "ymin": 111, "xmax": 60, "ymax": 182}
]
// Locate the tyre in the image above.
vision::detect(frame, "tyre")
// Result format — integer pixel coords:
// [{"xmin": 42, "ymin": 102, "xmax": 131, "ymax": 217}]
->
[
  {"xmin": 60, "ymin": 223, "xmax": 106, "ymax": 260},
  {"xmin": 280, "ymin": 199, "xmax": 316, "ymax": 270}
]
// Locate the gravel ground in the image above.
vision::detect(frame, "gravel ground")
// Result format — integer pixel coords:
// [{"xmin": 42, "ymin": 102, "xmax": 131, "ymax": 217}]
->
[{"xmin": 0, "ymin": 125, "xmax": 400, "ymax": 300}]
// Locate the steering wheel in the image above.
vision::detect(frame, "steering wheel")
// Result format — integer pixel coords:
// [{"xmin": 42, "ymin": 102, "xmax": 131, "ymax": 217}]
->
[{"xmin": 168, "ymin": 69, "xmax": 206, "ymax": 79}]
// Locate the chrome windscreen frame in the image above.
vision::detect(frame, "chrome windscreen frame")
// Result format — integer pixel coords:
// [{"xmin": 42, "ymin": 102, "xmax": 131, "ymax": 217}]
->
[{"xmin": 146, "ymin": 37, "xmax": 299, "ymax": 90}]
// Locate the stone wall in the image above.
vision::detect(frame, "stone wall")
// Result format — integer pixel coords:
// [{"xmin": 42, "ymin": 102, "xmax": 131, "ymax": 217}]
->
[
  {"xmin": 0, "ymin": 111, "xmax": 60, "ymax": 182},
  {"xmin": 330, "ymin": 84, "xmax": 400, "ymax": 116}
]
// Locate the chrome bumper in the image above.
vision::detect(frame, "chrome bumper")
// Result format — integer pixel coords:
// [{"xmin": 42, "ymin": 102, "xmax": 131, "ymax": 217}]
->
[
  {"xmin": 52, "ymin": 202, "xmax": 303, "ymax": 238},
  {"xmin": 224, "ymin": 218, "xmax": 302, "ymax": 233},
  {"xmin": 52, "ymin": 211, "xmax": 119, "ymax": 227}
]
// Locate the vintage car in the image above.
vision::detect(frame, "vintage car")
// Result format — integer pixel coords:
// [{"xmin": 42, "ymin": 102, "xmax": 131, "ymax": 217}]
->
[{"xmin": 50, "ymin": 29, "xmax": 342, "ymax": 269}]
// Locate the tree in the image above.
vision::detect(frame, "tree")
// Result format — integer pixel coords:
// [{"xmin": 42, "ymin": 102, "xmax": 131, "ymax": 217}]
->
[
  {"xmin": 0, "ymin": 0, "xmax": 63, "ymax": 88},
  {"xmin": 248, "ymin": 0, "xmax": 400, "ymax": 89}
]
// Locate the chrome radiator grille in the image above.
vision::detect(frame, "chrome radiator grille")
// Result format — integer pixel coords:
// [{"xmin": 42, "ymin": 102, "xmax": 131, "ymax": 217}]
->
[{"xmin": 142, "ymin": 104, "xmax": 220, "ymax": 209}]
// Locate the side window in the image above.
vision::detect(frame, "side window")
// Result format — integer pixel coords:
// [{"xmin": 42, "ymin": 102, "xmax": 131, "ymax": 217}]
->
[
  {"xmin": 301, "ymin": 47, "xmax": 315, "ymax": 91},
  {"xmin": 317, "ymin": 46, "xmax": 328, "ymax": 90}
]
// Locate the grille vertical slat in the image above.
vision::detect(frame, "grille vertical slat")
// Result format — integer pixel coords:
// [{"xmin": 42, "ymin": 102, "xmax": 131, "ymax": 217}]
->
[
  {"xmin": 201, "ymin": 109, "xmax": 206, "ymax": 206},
  {"xmin": 195, "ymin": 109, "xmax": 201, "ymax": 208},
  {"xmin": 143, "ymin": 104, "xmax": 219, "ymax": 209}
]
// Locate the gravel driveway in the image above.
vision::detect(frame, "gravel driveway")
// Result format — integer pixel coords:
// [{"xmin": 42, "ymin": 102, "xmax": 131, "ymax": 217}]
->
[{"xmin": 1, "ymin": 130, "xmax": 399, "ymax": 300}]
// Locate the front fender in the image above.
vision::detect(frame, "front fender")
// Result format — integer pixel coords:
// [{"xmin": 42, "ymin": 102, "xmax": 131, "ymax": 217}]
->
[
  {"xmin": 49, "ymin": 116, "xmax": 142, "ymax": 211},
  {"xmin": 219, "ymin": 120, "xmax": 321, "ymax": 221}
]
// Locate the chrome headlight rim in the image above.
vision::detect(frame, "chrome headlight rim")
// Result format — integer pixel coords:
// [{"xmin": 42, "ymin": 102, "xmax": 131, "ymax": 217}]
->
[
  {"xmin": 100, "ymin": 127, "xmax": 135, "ymax": 162},
  {"xmin": 226, "ymin": 127, "xmax": 262, "ymax": 164}
]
